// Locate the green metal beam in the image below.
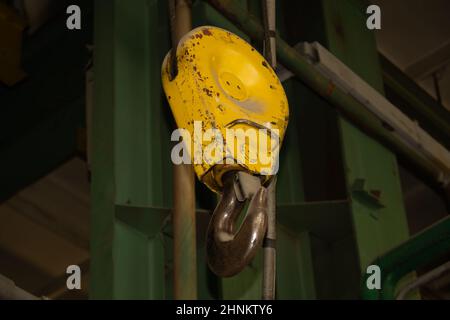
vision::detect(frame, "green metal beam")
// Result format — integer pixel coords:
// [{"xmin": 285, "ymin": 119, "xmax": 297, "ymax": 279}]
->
[
  {"xmin": 320, "ymin": 0, "xmax": 411, "ymax": 290},
  {"xmin": 90, "ymin": 0, "xmax": 115, "ymax": 298},
  {"xmin": 90, "ymin": 0, "xmax": 173, "ymax": 299},
  {"xmin": 362, "ymin": 216, "xmax": 450, "ymax": 300}
]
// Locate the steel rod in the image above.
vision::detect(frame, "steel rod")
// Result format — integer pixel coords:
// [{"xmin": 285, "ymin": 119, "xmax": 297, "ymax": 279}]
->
[
  {"xmin": 261, "ymin": 0, "xmax": 277, "ymax": 299},
  {"xmin": 397, "ymin": 261, "xmax": 450, "ymax": 300},
  {"xmin": 169, "ymin": 0, "xmax": 197, "ymax": 300},
  {"xmin": 262, "ymin": 176, "xmax": 277, "ymax": 300}
]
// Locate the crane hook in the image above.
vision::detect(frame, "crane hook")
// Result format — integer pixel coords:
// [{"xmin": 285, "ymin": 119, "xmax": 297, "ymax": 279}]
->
[{"xmin": 206, "ymin": 171, "xmax": 268, "ymax": 277}]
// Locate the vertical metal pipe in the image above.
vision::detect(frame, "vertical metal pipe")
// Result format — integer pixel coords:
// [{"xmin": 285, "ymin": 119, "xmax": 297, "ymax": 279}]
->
[
  {"xmin": 262, "ymin": 0, "xmax": 277, "ymax": 300},
  {"xmin": 169, "ymin": 0, "xmax": 197, "ymax": 300},
  {"xmin": 262, "ymin": 0, "xmax": 276, "ymax": 68},
  {"xmin": 173, "ymin": 164, "xmax": 197, "ymax": 299},
  {"xmin": 262, "ymin": 177, "xmax": 277, "ymax": 300},
  {"xmin": 397, "ymin": 261, "xmax": 450, "ymax": 300}
]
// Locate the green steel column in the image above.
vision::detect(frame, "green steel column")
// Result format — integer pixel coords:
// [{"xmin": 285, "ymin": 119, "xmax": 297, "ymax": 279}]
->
[
  {"xmin": 274, "ymin": 0, "xmax": 317, "ymax": 299},
  {"xmin": 91, "ymin": 0, "xmax": 173, "ymax": 299},
  {"xmin": 90, "ymin": 0, "xmax": 114, "ymax": 298},
  {"xmin": 320, "ymin": 0, "xmax": 411, "ymax": 293}
]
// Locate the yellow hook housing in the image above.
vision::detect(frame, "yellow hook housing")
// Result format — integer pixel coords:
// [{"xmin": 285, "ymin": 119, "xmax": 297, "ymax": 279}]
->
[{"xmin": 162, "ymin": 26, "xmax": 289, "ymax": 192}]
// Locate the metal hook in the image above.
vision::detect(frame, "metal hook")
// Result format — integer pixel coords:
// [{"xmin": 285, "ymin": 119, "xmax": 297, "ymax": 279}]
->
[{"xmin": 206, "ymin": 172, "xmax": 268, "ymax": 277}]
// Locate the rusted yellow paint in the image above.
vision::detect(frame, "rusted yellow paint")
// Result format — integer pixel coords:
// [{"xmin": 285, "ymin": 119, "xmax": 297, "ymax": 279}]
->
[{"xmin": 162, "ymin": 26, "xmax": 289, "ymax": 193}]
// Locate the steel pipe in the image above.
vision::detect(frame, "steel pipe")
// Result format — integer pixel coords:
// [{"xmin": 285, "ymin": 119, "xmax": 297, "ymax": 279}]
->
[
  {"xmin": 262, "ymin": 0, "xmax": 276, "ymax": 68},
  {"xmin": 169, "ymin": 0, "xmax": 197, "ymax": 300},
  {"xmin": 261, "ymin": 0, "xmax": 277, "ymax": 300},
  {"xmin": 262, "ymin": 176, "xmax": 277, "ymax": 300},
  {"xmin": 397, "ymin": 261, "xmax": 450, "ymax": 300}
]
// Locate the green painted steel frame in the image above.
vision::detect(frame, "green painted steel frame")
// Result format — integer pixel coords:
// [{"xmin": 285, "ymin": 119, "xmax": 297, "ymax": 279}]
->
[
  {"xmin": 91, "ymin": 0, "xmax": 420, "ymax": 300},
  {"xmin": 91, "ymin": 0, "xmax": 172, "ymax": 299},
  {"xmin": 321, "ymin": 0, "xmax": 410, "ymax": 271}
]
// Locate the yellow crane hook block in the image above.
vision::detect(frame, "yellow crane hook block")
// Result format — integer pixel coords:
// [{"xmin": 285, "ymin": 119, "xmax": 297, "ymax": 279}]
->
[{"xmin": 162, "ymin": 26, "xmax": 289, "ymax": 192}]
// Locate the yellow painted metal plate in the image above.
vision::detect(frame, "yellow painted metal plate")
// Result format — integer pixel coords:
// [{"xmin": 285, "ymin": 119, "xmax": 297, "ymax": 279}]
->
[{"xmin": 162, "ymin": 26, "xmax": 289, "ymax": 192}]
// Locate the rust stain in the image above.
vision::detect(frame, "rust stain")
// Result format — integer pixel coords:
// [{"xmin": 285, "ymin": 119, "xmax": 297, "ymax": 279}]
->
[
  {"xmin": 202, "ymin": 88, "xmax": 213, "ymax": 97},
  {"xmin": 202, "ymin": 28, "xmax": 212, "ymax": 36}
]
